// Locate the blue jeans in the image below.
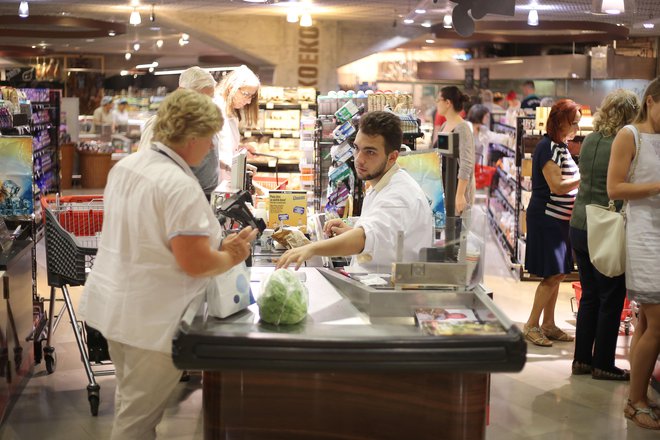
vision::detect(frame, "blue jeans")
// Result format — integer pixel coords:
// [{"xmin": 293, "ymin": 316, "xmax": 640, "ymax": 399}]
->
[{"xmin": 570, "ymin": 226, "xmax": 626, "ymax": 370}]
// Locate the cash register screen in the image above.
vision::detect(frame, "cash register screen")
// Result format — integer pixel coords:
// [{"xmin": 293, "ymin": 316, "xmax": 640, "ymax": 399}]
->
[{"xmin": 231, "ymin": 152, "xmax": 247, "ymax": 191}]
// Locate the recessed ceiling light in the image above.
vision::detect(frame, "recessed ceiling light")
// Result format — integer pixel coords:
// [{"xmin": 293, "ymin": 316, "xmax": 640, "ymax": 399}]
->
[
  {"xmin": 156, "ymin": 39, "xmax": 164, "ymax": 48},
  {"xmin": 415, "ymin": 9, "xmax": 426, "ymax": 14},
  {"xmin": 602, "ymin": 0, "xmax": 624, "ymax": 15},
  {"xmin": 421, "ymin": 21, "xmax": 432, "ymax": 28},
  {"xmin": 443, "ymin": 14, "xmax": 452, "ymax": 28},
  {"xmin": 643, "ymin": 23, "xmax": 655, "ymax": 29},
  {"xmin": 121, "ymin": 70, "xmax": 129, "ymax": 76},
  {"xmin": 31, "ymin": 45, "xmax": 36, "ymax": 48},
  {"xmin": 133, "ymin": 42, "xmax": 140, "ymax": 51},
  {"xmin": 425, "ymin": 39, "xmax": 435, "ymax": 43},
  {"xmin": 403, "ymin": 19, "xmax": 414, "ymax": 24},
  {"xmin": 150, "ymin": 26, "xmax": 160, "ymax": 31},
  {"xmin": 108, "ymin": 30, "xmax": 116, "ymax": 37},
  {"xmin": 527, "ymin": 9, "xmax": 539, "ymax": 26},
  {"xmin": 125, "ymin": 52, "xmax": 132, "ymax": 60},
  {"xmin": 18, "ymin": 2, "xmax": 28, "ymax": 18}
]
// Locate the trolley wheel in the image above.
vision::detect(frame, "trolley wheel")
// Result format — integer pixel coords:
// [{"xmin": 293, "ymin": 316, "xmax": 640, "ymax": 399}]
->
[
  {"xmin": 43, "ymin": 346, "xmax": 56, "ymax": 374},
  {"xmin": 34, "ymin": 339, "xmax": 43, "ymax": 365},
  {"xmin": 87, "ymin": 384, "xmax": 100, "ymax": 417}
]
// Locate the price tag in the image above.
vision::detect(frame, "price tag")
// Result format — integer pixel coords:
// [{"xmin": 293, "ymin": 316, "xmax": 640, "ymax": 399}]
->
[
  {"xmin": 273, "ymin": 131, "xmax": 281, "ymax": 138},
  {"xmin": 243, "ymin": 130, "xmax": 252, "ymax": 138},
  {"xmin": 301, "ymin": 102, "xmax": 309, "ymax": 110},
  {"xmin": 266, "ymin": 102, "xmax": 275, "ymax": 109}
]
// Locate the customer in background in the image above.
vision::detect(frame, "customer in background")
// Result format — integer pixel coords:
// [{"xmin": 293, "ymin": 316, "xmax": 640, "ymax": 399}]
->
[
  {"xmin": 276, "ymin": 111, "xmax": 433, "ymax": 272},
  {"xmin": 492, "ymin": 92, "xmax": 506, "ymax": 112},
  {"xmin": 214, "ymin": 65, "xmax": 261, "ymax": 191},
  {"xmin": 92, "ymin": 96, "xmax": 114, "ymax": 134},
  {"xmin": 521, "ymin": 80, "xmax": 541, "ymax": 111},
  {"xmin": 113, "ymin": 97, "xmax": 129, "ymax": 134},
  {"xmin": 80, "ymin": 89, "xmax": 258, "ymax": 440},
  {"xmin": 570, "ymin": 89, "xmax": 640, "ymax": 380},
  {"xmin": 505, "ymin": 90, "xmax": 524, "ymax": 127},
  {"xmin": 138, "ymin": 66, "xmax": 220, "ymax": 200},
  {"xmin": 608, "ymin": 77, "xmax": 660, "ymax": 430},
  {"xmin": 523, "ymin": 99, "xmax": 581, "ymax": 347},
  {"xmin": 466, "ymin": 104, "xmax": 511, "ymax": 166},
  {"xmin": 436, "ymin": 86, "xmax": 475, "ymax": 215}
]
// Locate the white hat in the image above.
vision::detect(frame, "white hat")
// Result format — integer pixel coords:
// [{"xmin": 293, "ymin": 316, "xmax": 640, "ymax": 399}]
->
[
  {"xmin": 101, "ymin": 96, "xmax": 113, "ymax": 105},
  {"xmin": 179, "ymin": 66, "xmax": 217, "ymax": 91}
]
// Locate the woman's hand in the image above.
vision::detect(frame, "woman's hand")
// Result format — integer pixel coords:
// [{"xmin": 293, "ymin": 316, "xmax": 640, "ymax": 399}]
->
[
  {"xmin": 221, "ymin": 226, "xmax": 258, "ymax": 265},
  {"xmin": 455, "ymin": 194, "xmax": 468, "ymax": 215},
  {"xmin": 323, "ymin": 218, "xmax": 352, "ymax": 238}
]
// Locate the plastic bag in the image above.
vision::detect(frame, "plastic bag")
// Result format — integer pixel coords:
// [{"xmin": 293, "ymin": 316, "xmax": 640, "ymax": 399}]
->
[{"xmin": 257, "ymin": 269, "xmax": 308, "ymax": 325}]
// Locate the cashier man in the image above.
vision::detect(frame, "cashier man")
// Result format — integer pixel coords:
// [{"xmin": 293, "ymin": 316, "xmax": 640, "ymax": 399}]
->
[{"xmin": 277, "ymin": 111, "xmax": 433, "ymax": 272}]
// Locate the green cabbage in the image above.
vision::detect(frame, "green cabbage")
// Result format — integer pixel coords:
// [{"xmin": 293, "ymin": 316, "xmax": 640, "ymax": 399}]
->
[{"xmin": 258, "ymin": 269, "xmax": 308, "ymax": 325}]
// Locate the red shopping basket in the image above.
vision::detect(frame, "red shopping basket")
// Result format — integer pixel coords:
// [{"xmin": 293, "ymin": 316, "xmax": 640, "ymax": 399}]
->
[{"xmin": 475, "ymin": 165, "xmax": 496, "ymax": 189}]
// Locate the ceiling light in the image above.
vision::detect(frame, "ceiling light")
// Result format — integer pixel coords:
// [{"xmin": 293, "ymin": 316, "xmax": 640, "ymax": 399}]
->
[
  {"xmin": 178, "ymin": 38, "xmax": 189, "ymax": 46},
  {"xmin": 527, "ymin": 9, "xmax": 539, "ymax": 26},
  {"xmin": 133, "ymin": 42, "xmax": 140, "ymax": 51},
  {"xmin": 643, "ymin": 23, "xmax": 655, "ymax": 29},
  {"xmin": 415, "ymin": 9, "xmax": 426, "ymax": 14},
  {"xmin": 287, "ymin": 10, "xmax": 299, "ymax": 23},
  {"xmin": 242, "ymin": 0, "xmax": 268, "ymax": 2},
  {"xmin": 31, "ymin": 45, "xmax": 36, "ymax": 48},
  {"xmin": 404, "ymin": 19, "xmax": 414, "ymax": 24},
  {"xmin": 125, "ymin": 52, "xmax": 132, "ymax": 60},
  {"xmin": 156, "ymin": 39, "xmax": 164, "ymax": 48},
  {"xmin": 181, "ymin": 33, "xmax": 189, "ymax": 41},
  {"xmin": 130, "ymin": 0, "xmax": 140, "ymax": 6},
  {"xmin": 150, "ymin": 5, "xmax": 155, "ymax": 22},
  {"xmin": 18, "ymin": 2, "xmax": 29, "ymax": 18},
  {"xmin": 602, "ymin": 0, "xmax": 624, "ymax": 14},
  {"xmin": 120, "ymin": 70, "xmax": 129, "ymax": 76},
  {"xmin": 443, "ymin": 14, "xmax": 452, "ymax": 28},
  {"xmin": 154, "ymin": 66, "xmax": 239, "ymax": 76},
  {"xmin": 149, "ymin": 67, "xmax": 154, "ymax": 73},
  {"xmin": 421, "ymin": 21, "xmax": 432, "ymax": 28},
  {"xmin": 108, "ymin": 30, "xmax": 116, "ymax": 37},
  {"xmin": 129, "ymin": 8, "xmax": 141, "ymax": 25},
  {"xmin": 300, "ymin": 13, "xmax": 312, "ymax": 27},
  {"xmin": 136, "ymin": 62, "xmax": 158, "ymax": 69},
  {"xmin": 426, "ymin": 39, "xmax": 435, "ymax": 43}
]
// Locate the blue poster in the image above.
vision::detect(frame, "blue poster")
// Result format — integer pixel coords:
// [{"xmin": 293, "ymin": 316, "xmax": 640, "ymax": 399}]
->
[
  {"xmin": 0, "ymin": 136, "xmax": 33, "ymax": 218},
  {"xmin": 397, "ymin": 150, "xmax": 445, "ymax": 228}
]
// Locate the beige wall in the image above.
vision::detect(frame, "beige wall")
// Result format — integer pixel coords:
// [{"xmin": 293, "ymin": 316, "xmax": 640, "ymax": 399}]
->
[{"xmin": 158, "ymin": 12, "xmax": 424, "ymax": 93}]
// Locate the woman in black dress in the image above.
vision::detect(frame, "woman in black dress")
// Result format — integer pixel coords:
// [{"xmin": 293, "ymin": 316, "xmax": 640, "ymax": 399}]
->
[{"xmin": 523, "ymin": 99, "xmax": 581, "ymax": 347}]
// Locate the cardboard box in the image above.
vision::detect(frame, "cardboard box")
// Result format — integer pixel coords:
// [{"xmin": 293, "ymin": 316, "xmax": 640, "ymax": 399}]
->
[
  {"xmin": 521, "ymin": 158, "xmax": 532, "ymax": 177},
  {"xmin": 268, "ymin": 190, "xmax": 307, "ymax": 228}
]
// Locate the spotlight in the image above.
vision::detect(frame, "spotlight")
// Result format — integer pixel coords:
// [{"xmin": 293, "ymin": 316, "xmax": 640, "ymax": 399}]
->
[
  {"xmin": 443, "ymin": 14, "xmax": 452, "ymax": 28},
  {"xmin": 156, "ymin": 39, "xmax": 164, "ymax": 48},
  {"xmin": 415, "ymin": 9, "xmax": 426, "ymax": 14},
  {"xmin": 527, "ymin": 9, "xmax": 539, "ymax": 26},
  {"xmin": 287, "ymin": 10, "xmax": 298, "ymax": 23},
  {"xmin": 150, "ymin": 4, "xmax": 155, "ymax": 22},
  {"xmin": 300, "ymin": 13, "xmax": 312, "ymax": 27},
  {"xmin": 421, "ymin": 21, "xmax": 432, "ymax": 28},
  {"xmin": 133, "ymin": 42, "xmax": 140, "ymax": 51},
  {"xmin": 602, "ymin": 0, "xmax": 624, "ymax": 14},
  {"xmin": 108, "ymin": 30, "xmax": 116, "ymax": 37},
  {"xmin": 125, "ymin": 52, "xmax": 132, "ymax": 60},
  {"xmin": 129, "ymin": 8, "xmax": 141, "ymax": 25},
  {"xmin": 18, "ymin": 1, "xmax": 29, "ymax": 18},
  {"xmin": 404, "ymin": 19, "xmax": 414, "ymax": 24}
]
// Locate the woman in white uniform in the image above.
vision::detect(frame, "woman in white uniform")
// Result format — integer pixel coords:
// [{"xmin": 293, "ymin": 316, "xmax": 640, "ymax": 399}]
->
[
  {"xmin": 112, "ymin": 97, "xmax": 129, "ymax": 134},
  {"xmin": 79, "ymin": 89, "xmax": 257, "ymax": 440},
  {"xmin": 214, "ymin": 65, "xmax": 261, "ymax": 191}
]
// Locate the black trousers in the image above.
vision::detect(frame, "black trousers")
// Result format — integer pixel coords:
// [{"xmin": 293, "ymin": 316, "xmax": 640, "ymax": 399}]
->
[{"xmin": 570, "ymin": 226, "xmax": 627, "ymax": 370}]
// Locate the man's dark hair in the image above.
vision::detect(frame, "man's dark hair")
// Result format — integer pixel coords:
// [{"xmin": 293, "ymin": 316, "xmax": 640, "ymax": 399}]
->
[
  {"xmin": 523, "ymin": 80, "xmax": 535, "ymax": 89},
  {"xmin": 358, "ymin": 111, "xmax": 402, "ymax": 155}
]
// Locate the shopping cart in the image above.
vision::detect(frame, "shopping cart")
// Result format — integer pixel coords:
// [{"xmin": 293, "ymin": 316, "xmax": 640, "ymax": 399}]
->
[
  {"xmin": 39, "ymin": 194, "xmax": 111, "ymax": 416},
  {"xmin": 570, "ymin": 281, "xmax": 635, "ymax": 335}
]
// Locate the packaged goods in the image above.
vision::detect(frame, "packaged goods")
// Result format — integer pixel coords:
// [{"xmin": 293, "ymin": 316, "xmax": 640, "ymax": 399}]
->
[{"xmin": 258, "ymin": 269, "xmax": 308, "ymax": 325}]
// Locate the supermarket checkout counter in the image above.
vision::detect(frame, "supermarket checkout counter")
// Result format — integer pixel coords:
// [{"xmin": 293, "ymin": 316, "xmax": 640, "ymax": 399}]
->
[{"xmin": 173, "ymin": 263, "xmax": 526, "ymax": 440}]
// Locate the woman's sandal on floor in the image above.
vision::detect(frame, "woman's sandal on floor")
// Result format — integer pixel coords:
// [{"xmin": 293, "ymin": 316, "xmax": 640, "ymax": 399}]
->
[
  {"xmin": 592, "ymin": 367, "xmax": 630, "ymax": 381},
  {"xmin": 571, "ymin": 360, "xmax": 592, "ymax": 375},
  {"xmin": 541, "ymin": 325, "xmax": 574, "ymax": 342},
  {"xmin": 523, "ymin": 325, "xmax": 552, "ymax": 347},
  {"xmin": 625, "ymin": 401, "xmax": 660, "ymax": 430}
]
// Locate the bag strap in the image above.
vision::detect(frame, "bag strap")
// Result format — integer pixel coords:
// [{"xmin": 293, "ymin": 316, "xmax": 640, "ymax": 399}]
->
[{"xmin": 615, "ymin": 124, "xmax": 643, "ymax": 216}]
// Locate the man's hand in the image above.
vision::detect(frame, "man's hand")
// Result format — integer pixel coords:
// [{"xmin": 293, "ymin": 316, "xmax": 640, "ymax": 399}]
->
[
  {"xmin": 221, "ymin": 227, "xmax": 258, "ymax": 265},
  {"xmin": 276, "ymin": 245, "xmax": 316, "ymax": 270},
  {"xmin": 323, "ymin": 218, "xmax": 352, "ymax": 238}
]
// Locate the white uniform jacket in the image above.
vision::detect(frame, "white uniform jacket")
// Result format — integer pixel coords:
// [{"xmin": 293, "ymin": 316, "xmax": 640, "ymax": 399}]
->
[
  {"xmin": 79, "ymin": 143, "xmax": 222, "ymax": 354},
  {"xmin": 352, "ymin": 163, "xmax": 434, "ymax": 273}
]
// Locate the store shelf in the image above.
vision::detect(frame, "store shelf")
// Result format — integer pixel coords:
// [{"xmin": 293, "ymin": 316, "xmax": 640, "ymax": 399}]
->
[
  {"xmin": 259, "ymin": 103, "xmax": 317, "ymax": 111},
  {"xmin": 241, "ymin": 130, "xmax": 300, "ymax": 139},
  {"xmin": 490, "ymin": 141, "xmax": 515, "ymax": 157},
  {"xmin": 494, "ymin": 188, "xmax": 515, "ymax": 215},
  {"xmin": 487, "ymin": 208, "xmax": 516, "ymax": 261},
  {"xmin": 496, "ymin": 167, "xmax": 517, "ymax": 188}
]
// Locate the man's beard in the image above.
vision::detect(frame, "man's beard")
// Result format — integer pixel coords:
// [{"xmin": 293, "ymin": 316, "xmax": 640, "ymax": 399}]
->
[{"xmin": 356, "ymin": 158, "xmax": 388, "ymax": 181}]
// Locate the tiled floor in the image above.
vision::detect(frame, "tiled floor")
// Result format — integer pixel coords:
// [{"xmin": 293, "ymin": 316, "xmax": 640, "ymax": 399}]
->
[{"xmin": 0, "ymin": 198, "xmax": 657, "ymax": 439}]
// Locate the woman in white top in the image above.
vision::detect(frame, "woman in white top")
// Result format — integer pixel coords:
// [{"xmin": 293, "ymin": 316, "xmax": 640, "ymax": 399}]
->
[
  {"xmin": 466, "ymin": 104, "xmax": 512, "ymax": 166},
  {"xmin": 214, "ymin": 65, "xmax": 261, "ymax": 191},
  {"xmin": 80, "ymin": 89, "xmax": 257, "ymax": 439},
  {"xmin": 608, "ymin": 77, "xmax": 660, "ymax": 431},
  {"xmin": 436, "ymin": 86, "xmax": 475, "ymax": 215},
  {"xmin": 112, "ymin": 98, "xmax": 129, "ymax": 134}
]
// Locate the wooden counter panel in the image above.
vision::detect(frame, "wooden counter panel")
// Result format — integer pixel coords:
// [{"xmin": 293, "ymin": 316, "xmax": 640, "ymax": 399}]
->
[{"xmin": 203, "ymin": 370, "xmax": 488, "ymax": 440}]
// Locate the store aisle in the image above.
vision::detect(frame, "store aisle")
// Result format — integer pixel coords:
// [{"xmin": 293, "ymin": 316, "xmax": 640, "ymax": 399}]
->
[{"xmin": 0, "ymin": 210, "xmax": 657, "ymax": 439}]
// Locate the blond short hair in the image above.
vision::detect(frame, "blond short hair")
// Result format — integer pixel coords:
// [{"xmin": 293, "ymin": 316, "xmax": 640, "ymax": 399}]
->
[
  {"xmin": 153, "ymin": 88, "xmax": 223, "ymax": 147},
  {"xmin": 217, "ymin": 65, "xmax": 260, "ymax": 126},
  {"xmin": 593, "ymin": 89, "xmax": 640, "ymax": 138}
]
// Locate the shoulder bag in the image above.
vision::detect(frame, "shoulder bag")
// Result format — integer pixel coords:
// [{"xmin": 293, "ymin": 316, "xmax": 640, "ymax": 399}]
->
[{"xmin": 585, "ymin": 124, "xmax": 640, "ymax": 277}]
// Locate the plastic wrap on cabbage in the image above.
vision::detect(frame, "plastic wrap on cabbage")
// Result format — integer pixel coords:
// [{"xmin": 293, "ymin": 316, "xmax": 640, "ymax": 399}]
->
[{"xmin": 258, "ymin": 269, "xmax": 308, "ymax": 325}]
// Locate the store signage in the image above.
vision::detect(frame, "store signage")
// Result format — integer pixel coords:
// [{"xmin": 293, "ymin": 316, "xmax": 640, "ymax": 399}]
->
[{"xmin": 298, "ymin": 26, "xmax": 319, "ymax": 87}]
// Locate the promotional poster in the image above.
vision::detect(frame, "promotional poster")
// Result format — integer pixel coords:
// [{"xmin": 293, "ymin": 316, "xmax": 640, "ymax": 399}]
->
[
  {"xmin": 397, "ymin": 150, "xmax": 445, "ymax": 228},
  {"xmin": 0, "ymin": 136, "xmax": 33, "ymax": 218}
]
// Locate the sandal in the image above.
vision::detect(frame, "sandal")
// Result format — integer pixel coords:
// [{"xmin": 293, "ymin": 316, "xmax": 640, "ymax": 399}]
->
[
  {"xmin": 523, "ymin": 325, "xmax": 553, "ymax": 347},
  {"xmin": 541, "ymin": 325, "xmax": 574, "ymax": 342},
  {"xmin": 571, "ymin": 360, "xmax": 592, "ymax": 375},
  {"xmin": 627, "ymin": 399, "xmax": 660, "ymax": 418},
  {"xmin": 592, "ymin": 367, "xmax": 630, "ymax": 381},
  {"xmin": 624, "ymin": 401, "xmax": 660, "ymax": 430}
]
